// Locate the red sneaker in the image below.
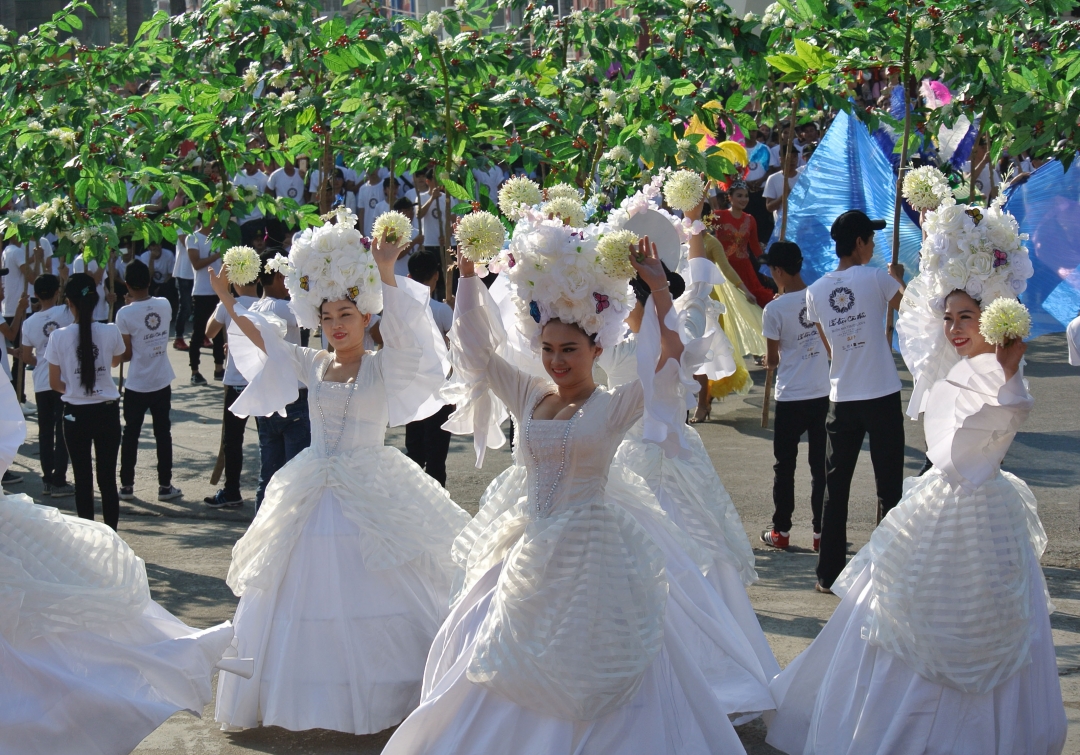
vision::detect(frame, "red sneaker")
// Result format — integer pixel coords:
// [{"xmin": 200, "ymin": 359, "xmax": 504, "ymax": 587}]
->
[
  {"xmin": 813, "ymin": 532, "xmax": 821, "ymax": 552},
  {"xmin": 173, "ymin": 338, "xmax": 189, "ymax": 351},
  {"xmin": 760, "ymin": 530, "xmax": 790, "ymax": 550}
]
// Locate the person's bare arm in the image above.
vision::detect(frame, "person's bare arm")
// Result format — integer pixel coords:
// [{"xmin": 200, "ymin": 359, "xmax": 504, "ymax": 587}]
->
[
  {"xmin": 887, "ymin": 263, "xmax": 906, "ymax": 308},
  {"xmin": 205, "ymin": 317, "xmax": 223, "ymax": 340},
  {"xmin": 49, "ymin": 363, "xmax": 65, "ymax": 394},
  {"xmin": 765, "ymin": 338, "xmax": 780, "ymax": 370},
  {"xmin": 189, "ymin": 245, "xmax": 220, "ymax": 271},
  {"xmin": 765, "ymin": 194, "xmax": 783, "ymax": 213},
  {"xmin": 120, "ymin": 333, "xmax": 133, "ymax": 362},
  {"xmin": 815, "ymin": 323, "xmax": 832, "ymax": 360}
]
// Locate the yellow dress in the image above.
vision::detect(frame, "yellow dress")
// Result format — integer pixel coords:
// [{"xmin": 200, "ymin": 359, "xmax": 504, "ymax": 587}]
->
[{"xmin": 703, "ymin": 234, "xmax": 767, "ymax": 399}]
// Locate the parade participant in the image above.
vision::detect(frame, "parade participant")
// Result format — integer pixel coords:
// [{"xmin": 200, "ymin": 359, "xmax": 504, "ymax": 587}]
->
[
  {"xmin": 768, "ymin": 199, "xmax": 1064, "ymax": 755},
  {"xmin": 203, "ymin": 269, "xmax": 260, "ymax": 508},
  {"xmin": 385, "ymin": 208, "xmax": 776, "ymax": 754},
  {"xmin": 210, "ymin": 207, "xmax": 469, "ymax": 735},
  {"xmin": 186, "ymin": 223, "xmax": 225, "ymax": 385},
  {"xmin": 44, "ymin": 274, "xmax": 126, "ymax": 530},
  {"xmin": 115, "ymin": 260, "xmax": 182, "ymax": 503},
  {"xmin": 18, "ymin": 274, "xmax": 74, "ymax": 497},
  {"xmin": 247, "ymin": 249, "xmax": 311, "ymax": 510},
  {"xmin": 806, "ymin": 210, "xmax": 906, "ymax": 593},
  {"xmin": 712, "ymin": 180, "xmax": 774, "ymax": 308},
  {"xmin": 758, "ymin": 242, "xmax": 830, "ymax": 552}
]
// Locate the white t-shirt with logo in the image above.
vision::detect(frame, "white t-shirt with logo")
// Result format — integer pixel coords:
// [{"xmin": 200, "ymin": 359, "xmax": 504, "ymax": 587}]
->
[
  {"xmin": 69, "ymin": 257, "xmax": 111, "ymax": 322},
  {"xmin": 356, "ymin": 181, "xmax": 387, "ymax": 217},
  {"xmin": 418, "ymin": 191, "xmax": 449, "ymax": 248},
  {"xmin": 233, "ymin": 170, "xmax": 269, "ymax": 223},
  {"xmin": 2, "ymin": 238, "xmax": 53, "ymax": 316},
  {"xmin": 44, "ymin": 322, "xmax": 125, "ymax": 404},
  {"xmin": 805, "ymin": 265, "xmax": 902, "ymax": 402},
  {"xmin": 21, "ymin": 304, "xmax": 74, "ymax": 394},
  {"xmin": 267, "ymin": 167, "xmax": 305, "ymax": 202},
  {"xmin": 213, "ymin": 295, "xmax": 260, "ymax": 387},
  {"xmin": 762, "ymin": 291, "xmax": 830, "ymax": 402},
  {"xmin": 746, "ymin": 143, "xmax": 772, "ymax": 183},
  {"xmin": 115, "ymin": 297, "xmax": 176, "ymax": 393},
  {"xmin": 187, "ymin": 232, "xmax": 221, "ymax": 296},
  {"xmin": 138, "ymin": 250, "xmax": 175, "ymax": 286}
]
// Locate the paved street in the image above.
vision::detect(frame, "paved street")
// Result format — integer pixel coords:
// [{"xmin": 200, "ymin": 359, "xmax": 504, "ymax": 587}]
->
[{"xmin": 6, "ymin": 332, "xmax": 1079, "ymax": 754}]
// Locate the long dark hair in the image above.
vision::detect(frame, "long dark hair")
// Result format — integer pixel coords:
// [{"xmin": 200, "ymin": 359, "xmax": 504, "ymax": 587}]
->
[{"xmin": 65, "ymin": 273, "xmax": 100, "ymax": 394}]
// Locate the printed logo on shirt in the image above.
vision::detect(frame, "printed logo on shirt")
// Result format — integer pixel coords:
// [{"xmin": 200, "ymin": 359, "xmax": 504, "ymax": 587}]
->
[
  {"xmin": 798, "ymin": 306, "xmax": 814, "ymax": 329},
  {"xmin": 828, "ymin": 287, "xmax": 855, "ymax": 314},
  {"xmin": 145, "ymin": 312, "xmax": 162, "ymax": 331},
  {"xmin": 368, "ymin": 197, "xmax": 379, "ymax": 209},
  {"xmin": 42, "ymin": 320, "xmax": 61, "ymax": 338},
  {"xmin": 287, "ymin": 187, "xmax": 298, "ymax": 198},
  {"xmin": 76, "ymin": 343, "xmax": 101, "ymax": 364}
]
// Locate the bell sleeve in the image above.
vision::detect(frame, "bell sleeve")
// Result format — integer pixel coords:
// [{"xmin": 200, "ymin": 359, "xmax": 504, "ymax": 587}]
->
[
  {"xmin": 442, "ymin": 275, "xmax": 545, "ymax": 467},
  {"xmin": 227, "ymin": 306, "xmax": 319, "ymax": 419},
  {"xmin": 376, "ymin": 276, "xmax": 452, "ymax": 427},
  {"xmin": 924, "ymin": 354, "xmax": 1034, "ymax": 491}
]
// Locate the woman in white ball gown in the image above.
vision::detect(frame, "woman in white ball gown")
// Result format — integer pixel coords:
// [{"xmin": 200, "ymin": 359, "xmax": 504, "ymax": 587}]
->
[
  {"xmin": 765, "ymin": 287, "xmax": 1066, "ymax": 755},
  {"xmin": 384, "ymin": 218, "xmax": 776, "ymax": 754},
  {"xmin": 208, "ymin": 209, "xmax": 470, "ymax": 734},
  {"xmin": 0, "ymin": 367, "xmax": 235, "ymax": 755}
]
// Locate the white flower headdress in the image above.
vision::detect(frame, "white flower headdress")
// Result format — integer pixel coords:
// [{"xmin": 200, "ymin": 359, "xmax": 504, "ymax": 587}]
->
[
  {"xmin": 499, "ymin": 208, "xmax": 634, "ymax": 350},
  {"xmin": 268, "ymin": 207, "xmax": 382, "ymax": 329},
  {"xmin": 897, "ymin": 197, "xmax": 1034, "ymax": 417}
]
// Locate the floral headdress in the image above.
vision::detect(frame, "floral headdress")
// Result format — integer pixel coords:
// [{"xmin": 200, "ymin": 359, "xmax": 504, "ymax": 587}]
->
[
  {"xmin": 499, "ymin": 208, "xmax": 634, "ymax": 350},
  {"xmin": 265, "ymin": 207, "xmax": 382, "ymax": 329},
  {"xmin": 896, "ymin": 197, "xmax": 1034, "ymax": 417}
]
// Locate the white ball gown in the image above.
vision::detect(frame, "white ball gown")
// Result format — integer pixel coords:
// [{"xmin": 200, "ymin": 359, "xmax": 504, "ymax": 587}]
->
[
  {"xmin": 212, "ymin": 277, "xmax": 471, "ymax": 734},
  {"xmin": 766, "ymin": 354, "xmax": 1066, "ymax": 755},
  {"xmin": 0, "ymin": 373, "xmax": 235, "ymax": 755},
  {"xmin": 382, "ymin": 275, "xmax": 778, "ymax": 755}
]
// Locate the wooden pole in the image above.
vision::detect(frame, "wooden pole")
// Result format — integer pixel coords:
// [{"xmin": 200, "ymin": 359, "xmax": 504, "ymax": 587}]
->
[
  {"xmin": 779, "ymin": 95, "xmax": 798, "ymax": 241},
  {"xmin": 761, "ymin": 368, "xmax": 775, "ymax": 429}
]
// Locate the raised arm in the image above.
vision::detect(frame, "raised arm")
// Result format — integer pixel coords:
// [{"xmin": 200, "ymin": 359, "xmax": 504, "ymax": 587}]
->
[
  {"xmin": 630, "ymin": 237, "xmax": 683, "ymax": 370},
  {"xmin": 209, "ymin": 267, "xmax": 265, "ymax": 352}
]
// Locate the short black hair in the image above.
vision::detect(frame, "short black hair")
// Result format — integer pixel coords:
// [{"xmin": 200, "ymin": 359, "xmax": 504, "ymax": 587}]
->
[
  {"xmin": 629, "ymin": 263, "xmax": 685, "ymax": 306},
  {"xmin": 125, "ymin": 259, "xmax": 151, "ymax": 290},
  {"xmin": 33, "ymin": 273, "xmax": 60, "ymax": 300},
  {"xmin": 408, "ymin": 250, "xmax": 441, "ymax": 283},
  {"xmin": 831, "ymin": 210, "xmax": 886, "ymax": 259},
  {"xmin": 393, "ymin": 196, "xmax": 414, "ymax": 212},
  {"xmin": 760, "ymin": 241, "xmax": 803, "ymax": 275}
]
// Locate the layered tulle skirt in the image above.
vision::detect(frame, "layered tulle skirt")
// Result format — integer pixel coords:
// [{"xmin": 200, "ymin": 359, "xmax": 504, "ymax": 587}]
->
[
  {"xmin": 766, "ymin": 470, "xmax": 1066, "ymax": 755},
  {"xmin": 214, "ymin": 445, "xmax": 470, "ymax": 734},
  {"xmin": 0, "ymin": 495, "xmax": 234, "ymax": 755},
  {"xmin": 383, "ymin": 464, "xmax": 778, "ymax": 754}
]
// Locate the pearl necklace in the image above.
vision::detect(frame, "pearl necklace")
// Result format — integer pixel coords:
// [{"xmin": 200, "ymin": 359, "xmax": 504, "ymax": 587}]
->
[
  {"xmin": 525, "ymin": 387, "xmax": 599, "ymax": 518},
  {"xmin": 316, "ymin": 355, "xmax": 360, "ymax": 457}
]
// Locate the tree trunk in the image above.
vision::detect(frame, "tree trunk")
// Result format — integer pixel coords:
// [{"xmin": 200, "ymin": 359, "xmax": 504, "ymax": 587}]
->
[
  {"xmin": 891, "ymin": 79, "xmax": 913, "ymax": 266},
  {"xmin": 318, "ymin": 131, "xmax": 332, "ymax": 215}
]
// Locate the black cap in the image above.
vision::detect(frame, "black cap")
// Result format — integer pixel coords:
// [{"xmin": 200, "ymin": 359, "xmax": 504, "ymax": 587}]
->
[
  {"xmin": 831, "ymin": 210, "xmax": 886, "ymax": 243},
  {"xmin": 758, "ymin": 241, "xmax": 803, "ymax": 271}
]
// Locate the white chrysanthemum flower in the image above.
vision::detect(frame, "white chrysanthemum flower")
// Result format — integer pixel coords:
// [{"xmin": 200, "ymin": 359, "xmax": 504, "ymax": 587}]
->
[
  {"xmin": 223, "ymin": 245, "xmax": 261, "ymax": 286},
  {"xmin": 545, "ymin": 183, "xmax": 580, "ymax": 201},
  {"xmin": 595, "ymin": 229, "xmax": 639, "ymax": 280},
  {"xmin": 599, "ymin": 87, "xmax": 618, "ymax": 111},
  {"xmin": 371, "ymin": 210, "xmax": 414, "ymax": 244},
  {"xmin": 663, "ymin": 169, "xmax": 705, "ymax": 213},
  {"xmin": 978, "ymin": 298, "xmax": 1031, "ymax": 346},
  {"xmin": 541, "ymin": 196, "xmax": 586, "ymax": 227},
  {"xmin": 455, "ymin": 211, "xmax": 507, "ymax": 264},
  {"xmin": 498, "ymin": 176, "xmax": 543, "ymax": 220},
  {"xmin": 902, "ymin": 165, "xmax": 952, "ymax": 211}
]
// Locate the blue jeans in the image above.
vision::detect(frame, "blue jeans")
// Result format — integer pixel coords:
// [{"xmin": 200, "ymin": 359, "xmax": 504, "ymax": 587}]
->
[{"xmin": 255, "ymin": 393, "xmax": 311, "ymax": 509}]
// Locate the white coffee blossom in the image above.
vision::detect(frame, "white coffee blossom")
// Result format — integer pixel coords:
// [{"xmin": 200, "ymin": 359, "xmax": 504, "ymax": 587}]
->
[
  {"xmin": 607, "ymin": 113, "xmax": 626, "ymax": 129},
  {"xmin": 243, "ymin": 62, "xmax": 260, "ymax": 88},
  {"xmin": 422, "ymin": 10, "xmax": 444, "ymax": 35},
  {"xmin": 602, "ymin": 145, "xmax": 632, "ymax": 164}
]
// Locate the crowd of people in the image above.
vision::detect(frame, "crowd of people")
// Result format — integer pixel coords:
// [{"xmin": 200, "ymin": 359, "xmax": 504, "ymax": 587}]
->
[{"xmin": 0, "ymin": 123, "xmax": 1075, "ymax": 755}]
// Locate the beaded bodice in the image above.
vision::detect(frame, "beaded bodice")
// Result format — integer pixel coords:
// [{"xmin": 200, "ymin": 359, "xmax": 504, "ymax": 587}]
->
[{"xmin": 308, "ymin": 352, "xmax": 388, "ymax": 457}]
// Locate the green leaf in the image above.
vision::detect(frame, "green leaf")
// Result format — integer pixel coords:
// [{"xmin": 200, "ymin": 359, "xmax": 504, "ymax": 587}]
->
[
  {"xmin": 766, "ymin": 54, "xmax": 807, "ymax": 75},
  {"xmin": 438, "ymin": 171, "xmax": 471, "ymax": 201},
  {"xmin": 339, "ymin": 98, "xmax": 364, "ymax": 113},
  {"xmin": 671, "ymin": 80, "xmax": 697, "ymax": 96}
]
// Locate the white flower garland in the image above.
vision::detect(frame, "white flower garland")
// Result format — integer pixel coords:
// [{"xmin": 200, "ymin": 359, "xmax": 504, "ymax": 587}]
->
[
  {"xmin": 902, "ymin": 165, "xmax": 952, "ymax": 212},
  {"xmin": 222, "ymin": 245, "xmax": 260, "ymax": 286},
  {"xmin": 272, "ymin": 207, "xmax": 382, "ymax": 329}
]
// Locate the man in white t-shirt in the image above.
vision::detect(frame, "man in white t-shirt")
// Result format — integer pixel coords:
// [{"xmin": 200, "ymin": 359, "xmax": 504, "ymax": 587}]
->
[
  {"xmin": 248, "ymin": 251, "xmax": 311, "ymax": 510},
  {"xmin": 266, "ymin": 162, "xmax": 305, "ymax": 247},
  {"xmin": 186, "ymin": 227, "xmax": 225, "ymax": 385},
  {"xmin": 759, "ymin": 242, "xmax": 830, "ymax": 553},
  {"xmin": 69, "ymin": 255, "xmax": 113, "ymax": 322},
  {"xmin": 804, "ymin": 210, "xmax": 907, "ymax": 592},
  {"xmin": 233, "ymin": 164, "xmax": 269, "ymax": 244},
  {"xmin": 203, "ymin": 279, "xmax": 260, "ymax": 508},
  {"xmin": 3, "ymin": 238, "xmax": 52, "ymax": 404},
  {"xmin": 354, "ymin": 171, "xmax": 387, "ymax": 236},
  {"xmin": 416, "ymin": 172, "xmax": 451, "ymax": 254},
  {"xmin": 171, "ymin": 231, "xmax": 195, "ymax": 350},
  {"xmin": 764, "ymin": 150, "xmax": 804, "ymax": 231},
  {"xmin": 115, "ymin": 260, "xmax": 181, "ymax": 503},
  {"xmin": 19, "ymin": 274, "xmax": 74, "ymax": 496},
  {"xmin": 403, "ymin": 251, "xmax": 454, "ymax": 487}
]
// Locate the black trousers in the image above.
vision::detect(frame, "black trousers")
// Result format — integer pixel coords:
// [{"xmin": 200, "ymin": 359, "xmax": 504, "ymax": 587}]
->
[
  {"xmin": 5, "ymin": 315, "xmax": 24, "ymax": 403},
  {"xmin": 222, "ymin": 385, "xmax": 249, "ymax": 497},
  {"xmin": 189, "ymin": 294, "xmax": 225, "ymax": 373},
  {"xmin": 405, "ymin": 404, "xmax": 453, "ymax": 487},
  {"xmin": 63, "ymin": 400, "xmax": 122, "ymax": 530},
  {"xmin": 149, "ymin": 279, "xmax": 179, "ymax": 334},
  {"xmin": 120, "ymin": 386, "xmax": 173, "ymax": 487},
  {"xmin": 771, "ymin": 396, "xmax": 828, "ymax": 533},
  {"xmin": 35, "ymin": 390, "xmax": 68, "ymax": 486},
  {"xmin": 816, "ymin": 391, "xmax": 905, "ymax": 588}
]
